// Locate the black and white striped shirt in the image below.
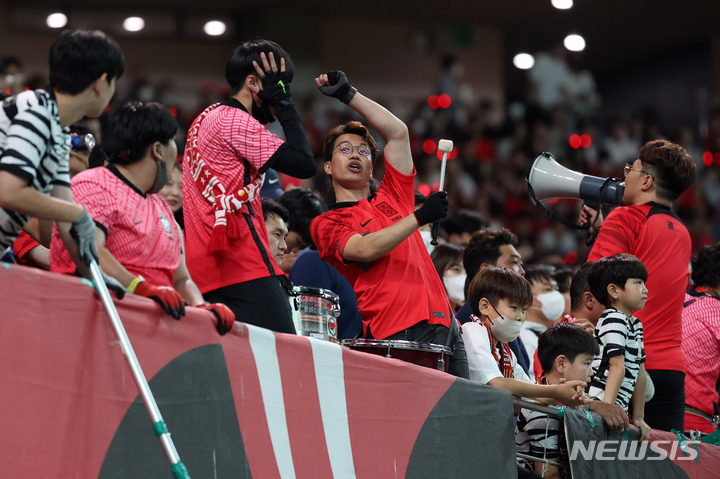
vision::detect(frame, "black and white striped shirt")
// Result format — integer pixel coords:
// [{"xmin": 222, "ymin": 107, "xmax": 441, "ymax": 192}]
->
[
  {"xmin": 0, "ymin": 89, "xmax": 70, "ymax": 250},
  {"xmin": 516, "ymin": 407, "xmax": 561, "ymax": 470},
  {"xmin": 589, "ymin": 308, "xmax": 645, "ymax": 410}
]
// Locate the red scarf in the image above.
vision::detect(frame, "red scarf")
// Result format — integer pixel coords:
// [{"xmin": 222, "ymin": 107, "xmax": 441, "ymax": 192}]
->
[{"xmin": 185, "ymin": 103, "xmax": 265, "ymax": 253}]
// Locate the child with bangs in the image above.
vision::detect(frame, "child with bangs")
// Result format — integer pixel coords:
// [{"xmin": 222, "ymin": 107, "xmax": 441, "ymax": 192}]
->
[
  {"xmin": 462, "ymin": 267, "xmax": 589, "ymax": 407},
  {"xmin": 587, "ymin": 253, "xmax": 652, "ymax": 441}
]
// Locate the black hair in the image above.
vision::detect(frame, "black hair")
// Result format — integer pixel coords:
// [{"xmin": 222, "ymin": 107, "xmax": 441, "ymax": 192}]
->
[
  {"xmin": 261, "ymin": 197, "xmax": 289, "ymax": 223},
  {"xmin": 276, "ymin": 187, "xmax": 327, "ymax": 247},
  {"xmin": 468, "ymin": 267, "xmax": 532, "ymax": 317},
  {"xmin": 101, "ymin": 101, "xmax": 177, "ymax": 165},
  {"xmin": 49, "ymin": 28, "xmax": 124, "ymax": 95},
  {"xmin": 553, "ymin": 266, "xmax": 573, "ymax": 294},
  {"xmin": 569, "ymin": 262, "xmax": 595, "ymax": 311},
  {"xmin": 691, "ymin": 243, "xmax": 720, "ymax": 289},
  {"xmin": 588, "ymin": 254, "xmax": 648, "ymax": 306},
  {"xmin": 0, "ymin": 56, "xmax": 23, "ymax": 74},
  {"xmin": 537, "ymin": 323, "xmax": 599, "ymax": 376},
  {"xmin": 442, "ymin": 209, "xmax": 487, "ymax": 240},
  {"xmin": 524, "ymin": 265, "xmax": 554, "ymax": 287},
  {"xmin": 225, "ymin": 39, "xmax": 294, "ymax": 95},
  {"xmin": 463, "ymin": 228, "xmax": 518, "ymax": 295},
  {"xmin": 430, "ymin": 243, "xmax": 465, "ymax": 283}
]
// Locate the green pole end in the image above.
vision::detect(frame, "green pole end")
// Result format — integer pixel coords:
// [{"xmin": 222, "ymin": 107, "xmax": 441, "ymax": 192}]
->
[{"xmin": 171, "ymin": 462, "xmax": 191, "ymax": 479}]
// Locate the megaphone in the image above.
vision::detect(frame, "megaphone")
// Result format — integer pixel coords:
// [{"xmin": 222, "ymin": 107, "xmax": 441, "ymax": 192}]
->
[{"xmin": 527, "ymin": 152, "xmax": 624, "ymax": 229}]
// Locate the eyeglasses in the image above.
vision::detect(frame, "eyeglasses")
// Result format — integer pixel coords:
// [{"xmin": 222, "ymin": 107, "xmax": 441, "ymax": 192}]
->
[
  {"xmin": 335, "ymin": 141, "xmax": 371, "ymax": 158},
  {"xmin": 623, "ymin": 163, "xmax": 653, "ymax": 178}
]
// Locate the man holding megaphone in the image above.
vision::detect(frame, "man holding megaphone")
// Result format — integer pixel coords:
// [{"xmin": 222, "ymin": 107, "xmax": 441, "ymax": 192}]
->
[{"xmin": 580, "ymin": 139, "xmax": 696, "ymax": 433}]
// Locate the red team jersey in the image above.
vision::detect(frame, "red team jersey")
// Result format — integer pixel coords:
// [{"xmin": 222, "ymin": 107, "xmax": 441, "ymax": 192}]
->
[
  {"xmin": 310, "ymin": 162, "xmax": 452, "ymax": 339},
  {"xmin": 588, "ymin": 202, "xmax": 691, "ymax": 372},
  {"xmin": 50, "ymin": 166, "xmax": 181, "ymax": 286},
  {"xmin": 182, "ymin": 101, "xmax": 285, "ymax": 293}
]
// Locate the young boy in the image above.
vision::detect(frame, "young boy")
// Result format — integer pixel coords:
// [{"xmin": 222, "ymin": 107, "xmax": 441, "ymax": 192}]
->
[
  {"xmin": 516, "ymin": 323, "xmax": 599, "ymax": 479},
  {"xmin": 462, "ymin": 267, "xmax": 588, "ymax": 407},
  {"xmin": 587, "ymin": 253, "xmax": 651, "ymax": 441},
  {"xmin": 0, "ymin": 29, "xmax": 124, "ymax": 271}
]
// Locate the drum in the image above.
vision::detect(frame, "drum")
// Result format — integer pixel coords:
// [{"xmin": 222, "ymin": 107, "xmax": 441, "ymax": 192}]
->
[
  {"xmin": 289, "ymin": 286, "xmax": 340, "ymax": 342},
  {"xmin": 342, "ymin": 339, "xmax": 451, "ymax": 372}
]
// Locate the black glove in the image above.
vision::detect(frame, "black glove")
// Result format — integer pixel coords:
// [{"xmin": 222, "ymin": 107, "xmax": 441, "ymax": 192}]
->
[
  {"xmin": 70, "ymin": 209, "xmax": 99, "ymax": 267},
  {"xmin": 257, "ymin": 70, "xmax": 293, "ymax": 107},
  {"xmin": 102, "ymin": 272, "xmax": 126, "ymax": 299},
  {"xmin": 413, "ymin": 191, "xmax": 449, "ymax": 226},
  {"xmin": 318, "ymin": 70, "xmax": 357, "ymax": 104}
]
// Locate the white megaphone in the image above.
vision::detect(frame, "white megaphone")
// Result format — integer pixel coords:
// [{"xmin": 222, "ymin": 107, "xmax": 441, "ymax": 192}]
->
[{"xmin": 527, "ymin": 152, "xmax": 624, "ymax": 228}]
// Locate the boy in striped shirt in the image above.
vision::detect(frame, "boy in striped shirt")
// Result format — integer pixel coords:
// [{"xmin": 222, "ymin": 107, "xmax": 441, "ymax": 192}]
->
[{"xmin": 587, "ymin": 253, "xmax": 652, "ymax": 441}]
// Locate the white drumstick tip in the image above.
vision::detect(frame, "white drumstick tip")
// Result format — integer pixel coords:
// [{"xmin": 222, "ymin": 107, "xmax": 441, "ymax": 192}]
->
[{"xmin": 438, "ymin": 139, "xmax": 453, "ymax": 153}]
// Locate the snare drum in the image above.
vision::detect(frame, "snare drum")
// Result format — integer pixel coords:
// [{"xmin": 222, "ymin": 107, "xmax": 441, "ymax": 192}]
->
[
  {"xmin": 289, "ymin": 286, "xmax": 340, "ymax": 342},
  {"xmin": 342, "ymin": 339, "xmax": 451, "ymax": 372}
]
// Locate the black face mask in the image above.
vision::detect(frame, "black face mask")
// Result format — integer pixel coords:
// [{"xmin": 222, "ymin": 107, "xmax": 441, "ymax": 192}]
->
[
  {"xmin": 147, "ymin": 160, "xmax": 169, "ymax": 194},
  {"xmin": 251, "ymin": 100, "xmax": 275, "ymax": 125}
]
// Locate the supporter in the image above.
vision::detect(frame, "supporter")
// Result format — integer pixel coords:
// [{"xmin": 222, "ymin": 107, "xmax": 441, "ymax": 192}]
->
[
  {"xmin": 261, "ymin": 197, "xmax": 289, "ymax": 270},
  {"xmin": 582, "ymin": 139, "xmax": 696, "ymax": 431},
  {"xmin": 50, "ymin": 101, "xmax": 234, "ymax": 334},
  {"xmin": 0, "ymin": 28, "xmax": 124, "ymax": 279},
  {"xmin": 682, "ymin": 243, "xmax": 720, "ymax": 434},
  {"xmin": 13, "ymin": 123, "xmax": 96, "ymax": 270},
  {"xmin": 430, "ymin": 243, "xmax": 466, "ymax": 312},
  {"xmin": 442, "ymin": 209, "xmax": 487, "ymax": 246},
  {"xmin": 182, "ymin": 39, "xmax": 315, "ymax": 334},
  {"xmin": 158, "ymin": 162, "xmax": 183, "ymax": 229},
  {"xmin": 276, "ymin": 187, "xmax": 325, "ymax": 274},
  {"xmin": 587, "ymin": 254, "xmax": 651, "ymax": 441},
  {"xmin": 310, "ymin": 70, "xmax": 468, "ymax": 377},
  {"xmin": 456, "ymin": 228, "xmax": 530, "ymax": 375},
  {"xmin": 462, "ymin": 267, "xmax": 587, "ymax": 405},
  {"xmin": 519, "ymin": 266, "xmax": 565, "ymax": 377},
  {"xmin": 284, "ymin": 187, "xmax": 363, "ymax": 341},
  {"xmin": 0, "ymin": 55, "xmax": 25, "ymax": 95},
  {"xmin": 516, "ymin": 323, "xmax": 599, "ymax": 479}
]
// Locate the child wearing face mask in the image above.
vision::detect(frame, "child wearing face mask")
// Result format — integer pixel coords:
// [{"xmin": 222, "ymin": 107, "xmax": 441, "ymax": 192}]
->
[
  {"xmin": 520, "ymin": 266, "xmax": 567, "ymax": 378},
  {"xmin": 462, "ymin": 267, "xmax": 590, "ymax": 407}
]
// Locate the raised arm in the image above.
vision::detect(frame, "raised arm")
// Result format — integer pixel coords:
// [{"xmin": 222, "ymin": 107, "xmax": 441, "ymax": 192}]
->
[{"xmin": 316, "ymin": 71, "xmax": 413, "ymax": 175}]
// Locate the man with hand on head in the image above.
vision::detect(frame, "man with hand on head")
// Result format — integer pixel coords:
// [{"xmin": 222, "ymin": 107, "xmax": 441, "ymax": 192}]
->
[
  {"xmin": 183, "ymin": 39, "xmax": 315, "ymax": 334},
  {"xmin": 50, "ymin": 101, "xmax": 234, "ymax": 335},
  {"xmin": 0, "ymin": 28, "xmax": 123, "ymax": 279},
  {"xmin": 310, "ymin": 71, "xmax": 468, "ymax": 377}
]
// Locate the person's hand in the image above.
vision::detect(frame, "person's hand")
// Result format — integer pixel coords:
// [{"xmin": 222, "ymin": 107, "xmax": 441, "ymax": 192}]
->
[
  {"xmin": 588, "ymin": 400, "xmax": 630, "ymax": 433},
  {"xmin": 253, "ymin": 52, "xmax": 292, "ymax": 107},
  {"xmin": 198, "ymin": 302, "xmax": 236, "ymax": 335},
  {"xmin": 579, "ymin": 204, "xmax": 603, "ymax": 233},
  {"xmin": 315, "ymin": 70, "xmax": 357, "ymax": 105},
  {"xmin": 101, "ymin": 272, "xmax": 126, "ymax": 299},
  {"xmin": 134, "ymin": 280, "xmax": 186, "ymax": 319},
  {"xmin": 554, "ymin": 379, "xmax": 590, "ymax": 407},
  {"xmin": 69, "ymin": 208, "xmax": 99, "ymax": 266},
  {"xmin": 413, "ymin": 191, "xmax": 449, "ymax": 226},
  {"xmin": 570, "ymin": 317, "xmax": 595, "ymax": 336},
  {"xmin": 633, "ymin": 417, "xmax": 651, "ymax": 442}
]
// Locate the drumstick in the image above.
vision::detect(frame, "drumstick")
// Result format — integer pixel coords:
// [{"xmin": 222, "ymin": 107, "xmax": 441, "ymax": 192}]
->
[{"xmin": 431, "ymin": 139, "xmax": 453, "ymax": 246}]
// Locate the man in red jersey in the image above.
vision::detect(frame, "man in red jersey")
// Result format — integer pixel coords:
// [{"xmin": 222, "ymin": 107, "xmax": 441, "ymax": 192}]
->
[
  {"xmin": 310, "ymin": 71, "xmax": 468, "ymax": 378},
  {"xmin": 581, "ymin": 139, "xmax": 696, "ymax": 431},
  {"xmin": 182, "ymin": 39, "xmax": 314, "ymax": 334}
]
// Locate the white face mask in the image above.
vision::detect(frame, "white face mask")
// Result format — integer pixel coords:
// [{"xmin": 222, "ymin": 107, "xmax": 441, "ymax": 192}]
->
[
  {"xmin": 488, "ymin": 304, "xmax": 524, "ymax": 343},
  {"xmin": 535, "ymin": 291, "xmax": 565, "ymax": 322},
  {"xmin": 420, "ymin": 230, "xmax": 435, "ymax": 255},
  {"xmin": 443, "ymin": 274, "xmax": 467, "ymax": 302}
]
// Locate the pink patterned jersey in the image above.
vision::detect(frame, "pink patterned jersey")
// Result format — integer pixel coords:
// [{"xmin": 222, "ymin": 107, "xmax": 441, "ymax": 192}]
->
[
  {"xmin": 682, "ymin": 292, "xmax": 720, "ymax": 433},
  {"xmin": 182, "ymin": 101, "xmax": 285, "ymax": 293},
  {"xmin": 50, "ymin": 165, "xmax": 181, "ymax": 286}
]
